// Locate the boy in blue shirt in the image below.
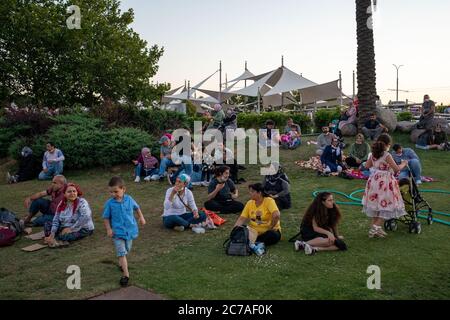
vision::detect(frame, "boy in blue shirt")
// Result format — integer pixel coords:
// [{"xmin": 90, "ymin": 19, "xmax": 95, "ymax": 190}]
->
[{"xmin": 103, "ymin": 176, "xmax": 146, "ymax": 287}]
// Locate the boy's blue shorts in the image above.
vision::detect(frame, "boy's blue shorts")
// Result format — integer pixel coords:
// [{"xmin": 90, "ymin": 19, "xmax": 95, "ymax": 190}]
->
[{"xmin": 114, "ymin": 238, "xmax": 133, "ymax": 257}]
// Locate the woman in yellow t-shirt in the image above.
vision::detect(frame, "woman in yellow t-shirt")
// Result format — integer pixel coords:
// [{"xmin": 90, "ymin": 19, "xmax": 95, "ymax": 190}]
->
[{"xmin": 234, "ymin": 183, "xmax": 281, "ymax": 247}]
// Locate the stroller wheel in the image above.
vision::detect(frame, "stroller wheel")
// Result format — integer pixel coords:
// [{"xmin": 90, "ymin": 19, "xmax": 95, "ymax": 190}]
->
[
  {"xmin": 384, "ymin": 221, "xmax": 391, "ymax": 231},
  {"xmin": 390, "ymin": 220, "xmax": 398, "ymax": 232}
]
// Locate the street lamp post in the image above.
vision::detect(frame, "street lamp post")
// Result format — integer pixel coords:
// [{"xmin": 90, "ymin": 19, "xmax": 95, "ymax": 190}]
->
[{"xmin": 393, "ymin": 64, "xmax": 404, "ymax": 102}]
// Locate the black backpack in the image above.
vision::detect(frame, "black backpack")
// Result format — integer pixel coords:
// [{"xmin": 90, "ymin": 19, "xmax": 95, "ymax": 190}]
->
[
  {"xmin": 0, "ymin": 208, "xmax": 24, "ymax": 237},
  {"xmin": 223, "ymin": 226, "xmax": 252, "ymax": 256}
]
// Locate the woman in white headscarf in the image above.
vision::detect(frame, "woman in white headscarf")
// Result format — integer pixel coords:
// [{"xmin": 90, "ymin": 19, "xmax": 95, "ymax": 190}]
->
[{"xmin": 162, "ymin": 174, "xmax": 207, "ymax": 232}]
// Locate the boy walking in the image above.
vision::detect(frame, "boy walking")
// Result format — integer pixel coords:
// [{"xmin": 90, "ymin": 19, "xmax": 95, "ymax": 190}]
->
[{"xmin": 103, "ymin": 177, "xmax": 146, "ymax": 287}]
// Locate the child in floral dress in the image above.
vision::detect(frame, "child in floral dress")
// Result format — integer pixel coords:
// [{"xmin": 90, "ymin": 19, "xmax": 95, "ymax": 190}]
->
[{"xmin": 362, "ymin": 135, "xmax": 408, "ymax": 238}]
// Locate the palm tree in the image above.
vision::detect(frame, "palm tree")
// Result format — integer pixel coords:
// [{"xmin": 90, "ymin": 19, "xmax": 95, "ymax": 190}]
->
[{"xmin": 356, "ymin": 0, "xmax": 378, "ymax": 129}]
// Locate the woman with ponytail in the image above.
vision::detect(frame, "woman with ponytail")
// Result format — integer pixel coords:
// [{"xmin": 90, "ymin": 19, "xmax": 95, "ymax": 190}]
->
[
  {"xmin": 362, "ymin": 134, "xmax": 408, "ymax": 238},
  {"xmin": 44, "ymin": 183, "xmax": 94, "ymax": 247}
]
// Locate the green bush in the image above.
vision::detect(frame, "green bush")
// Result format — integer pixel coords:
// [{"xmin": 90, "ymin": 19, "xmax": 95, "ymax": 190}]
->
[
  {"xmin": 8, "ymin": 120, "xmax": 156, "ymax": 170},
  {"xmin": 92, "ymin": 102, "xmax": 191, "ymax": 134},
  {"xmin": 237, "ymin": 112, "xmax": 312, "ymax": 132},
  {"xmin": 99, "ymin": 127, "xmax": 157, "ymax": 167},
  {"xmin": 397, "ymin": 112, "xmax": 413, "ymax": 122},
  {"xmin": 313, "ymin": 108, "xmax": 342, "ymax": 132},
  {"xmin": 0, "ymin": 118, "xmax": 33, "ymax": 158}
]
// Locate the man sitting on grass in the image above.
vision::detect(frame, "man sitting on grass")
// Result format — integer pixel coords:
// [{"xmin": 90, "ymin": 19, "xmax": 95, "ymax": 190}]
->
[{"xmin": 23, "ymin": 175, "xmax": 67, "ymax": 227}]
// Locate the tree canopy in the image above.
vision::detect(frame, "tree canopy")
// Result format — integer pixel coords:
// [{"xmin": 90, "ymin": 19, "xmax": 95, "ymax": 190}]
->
[{"xmin": 0, "ymin": 0, "xmax": 166, "ymax": 109}]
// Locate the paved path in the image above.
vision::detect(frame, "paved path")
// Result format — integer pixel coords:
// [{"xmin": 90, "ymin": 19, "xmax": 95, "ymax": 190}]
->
[{"xmin": 89, "ymin": 286, "xmax": 166, "ymax": 300}]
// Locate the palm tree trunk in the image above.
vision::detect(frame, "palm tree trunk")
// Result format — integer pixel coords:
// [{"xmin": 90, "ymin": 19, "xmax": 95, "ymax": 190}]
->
[{"xmin": 356, "ymin": 0, "xmax": 377, "ymax": 129}]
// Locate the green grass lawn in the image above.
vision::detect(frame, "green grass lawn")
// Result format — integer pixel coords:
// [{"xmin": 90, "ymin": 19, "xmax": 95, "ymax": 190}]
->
[{"xmin": 0, "ymin": 133, "xmax": 449, "ymax": 300}]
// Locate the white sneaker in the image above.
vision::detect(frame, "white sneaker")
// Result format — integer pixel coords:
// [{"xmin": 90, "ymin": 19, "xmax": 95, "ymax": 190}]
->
[
  {"xmin": 201, "ymin": 181, "xmax": 210, "ymax": 187},
  {"xmin": 415, "ymin": 180, "xmax": 422, "ymax": 185},
  {"xmin": 144, "ymin": 176, "xmax": 151, "ymax": 182},
  {"xmin": 173, "ymin": 226, "xmax": 185, "ymax": 232},
  {"xmin": 304, "ymin": 243, "xmax": 317, "ymax": 255},
  {"xmin": 134, "ymin": 176, "xmax": 140, "ymax": 183},
  {"xmin": 294, "ymin": 240, "xmax": 305, "ymax": 252},
  {"xmin": 150, "ymin": 174, "xmax": 160, "ymax": 181},
  {"xmin": 192, "ymin": 226, "xmax": 206, "ymax": 234}
]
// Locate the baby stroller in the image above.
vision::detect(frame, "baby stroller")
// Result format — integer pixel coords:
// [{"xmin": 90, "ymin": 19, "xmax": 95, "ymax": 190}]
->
[{"xmin": 384, "ymin": 167, "xmax": 433, "ymax": 234}]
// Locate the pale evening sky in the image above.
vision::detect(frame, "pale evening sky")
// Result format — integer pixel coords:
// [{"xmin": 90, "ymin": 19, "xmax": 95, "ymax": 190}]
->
[{"xmin": 120, "ymin": 0, "xmax": 450, "ymax": 105}]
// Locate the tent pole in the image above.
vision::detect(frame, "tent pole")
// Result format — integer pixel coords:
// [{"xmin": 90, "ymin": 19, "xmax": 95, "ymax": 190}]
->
[
  {"xmin": 257, "ymin": 87, "xmax": 261, "ymax": 114},
  {"xmin": 339, "ymin": 71, "xmax": 343, "ymax": 106},
  {"xmin": 245, "ymin": 61, "xmax": 248, "ymax": 88},
  {"xmin": 219, "ymin": 60, "xmax": 222, "ymax": 103},
  {"xmin": 187, "ymin": 81, "xmax": 190, "ymax": 102}
]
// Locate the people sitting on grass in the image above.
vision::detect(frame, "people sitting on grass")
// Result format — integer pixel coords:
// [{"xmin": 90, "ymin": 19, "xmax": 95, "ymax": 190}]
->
[
  {"xmin": 262, "ymin": 163, "xmax": 291, "ymax": 210},
  {"xmin": 260, "ymin": 120, "xmax": 279, "ymax": 148},
  {"xmin": 316, "ymin": 126, "xmax": 337, "ymax": 156},
  {"xmin": 103, "ymin": 176, "xmax": 146, "ymax": 287},
  {"xmin": 23, "ymin": 175, "xmax": 67, "ymax": 227},
  {"xmin": 233, "ymin": 183, "xmax": 281, "ymax": 254},
  {"xmin": 416, "ymin": 124, "xmax": 449, "ymax": 151},
  {"xmin": 345, "ymin": 133, "xmax": 370, "ymax": 168},
  {"xmin": 338, "ymin": 101, "xmax": 358, "ymax": 131},
  {"xmin": 294, "ymin": 192, "xmax": 347, "ymax": 255},
  {"xmin": 362, "ymin": 135, "xmax": 407, "ymax": 238},
  {"xmin": 391, "ymin": 143, "xmax": 423, "ymax": 185},
  {"xmin": 6, "ymin": 147, "xmax": 39, "ymax": 184},
  {"xmin": 284, "ymin": 118, "xmax": 301, "ymax": 136},
  {"xmin": 163, "ymin": 174, "xmax": 207, "ymax": 233},
  {"xmin": 38, "ymin": 142, "xmax": 65, "ymax": 180},
  {"xmin": 211, "ymin": 142, "xmax": 244, "ymax": 184},
  {"xmin": 208, "ymin": 104, "xmax": 226, "ymax": 130},
  {"xmin": 133, "ymin": 147, "xmax": 159, "ymax": 183},
  {"xmin": 281, "ymin": 118, "xmax": 301, "ymax": 149},
  {"xmin": 168, "ymin": 135, "xmax": 195, "ymax": 188},
  {"xmin": 362, "ymin": 113, "xmax": 388, "ymax": 141},
  {"xmin": 44, "ymin": 183, "xmax": 94, "ymax": 247},
  {"xmin": 416, "ymin": 94, "xmax": 436, "ymax": 130},
  {"xmin": 151, "ymin": 135, "xmax": 175, "ymax": 181},
  {"xmin": 222, "ymin": 107, "xmax": 238, "ymax": 131},
  {"xmin": 320, "ymin": 137, "xmax": 344, "ymax": 174},
  {"xmin": 204, "ymin": 166, "xmax": 245, "ymax": 215}
]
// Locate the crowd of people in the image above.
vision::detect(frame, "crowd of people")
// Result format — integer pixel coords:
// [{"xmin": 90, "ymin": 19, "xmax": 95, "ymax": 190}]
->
[{"xmin": 5, "ymin": 99, "xmax": 447, "ymax": 288}]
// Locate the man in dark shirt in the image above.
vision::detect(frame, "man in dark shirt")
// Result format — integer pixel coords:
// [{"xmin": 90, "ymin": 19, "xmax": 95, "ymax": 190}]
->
[
  {"xmin": 362, "ymin": 113, "xmax": 387, "ymax": 141},
  {"xmin": 416, "ymin": 94, "xmax": 436, "ymax": 130}
]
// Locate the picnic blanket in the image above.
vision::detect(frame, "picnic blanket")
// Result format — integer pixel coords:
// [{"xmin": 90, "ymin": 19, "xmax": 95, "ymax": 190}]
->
[{"xmin": 296, "ymin": 157, "xmax": 436, "ymax": 183}]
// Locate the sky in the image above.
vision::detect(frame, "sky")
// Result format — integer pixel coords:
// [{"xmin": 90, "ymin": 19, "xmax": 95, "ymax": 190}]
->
[{"xmin": 120, "ymin": 0, "xmax": 450, "ymax": 105}]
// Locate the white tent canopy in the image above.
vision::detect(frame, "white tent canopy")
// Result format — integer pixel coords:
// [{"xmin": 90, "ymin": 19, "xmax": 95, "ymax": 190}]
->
[
  {"xmin": 230, "ymin": 68, "xmax": 280, "ymax": 97},
  {"xmin": 228, "ymin": 69, "xmax": 256, "ymax": 83},
  {"xmin": 264, "ymin": 67, "xmax": 317, "ymax": 96},
  {"xmin": 163, "ymin": 64, "xmax": 347, "ymax": 109}
]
